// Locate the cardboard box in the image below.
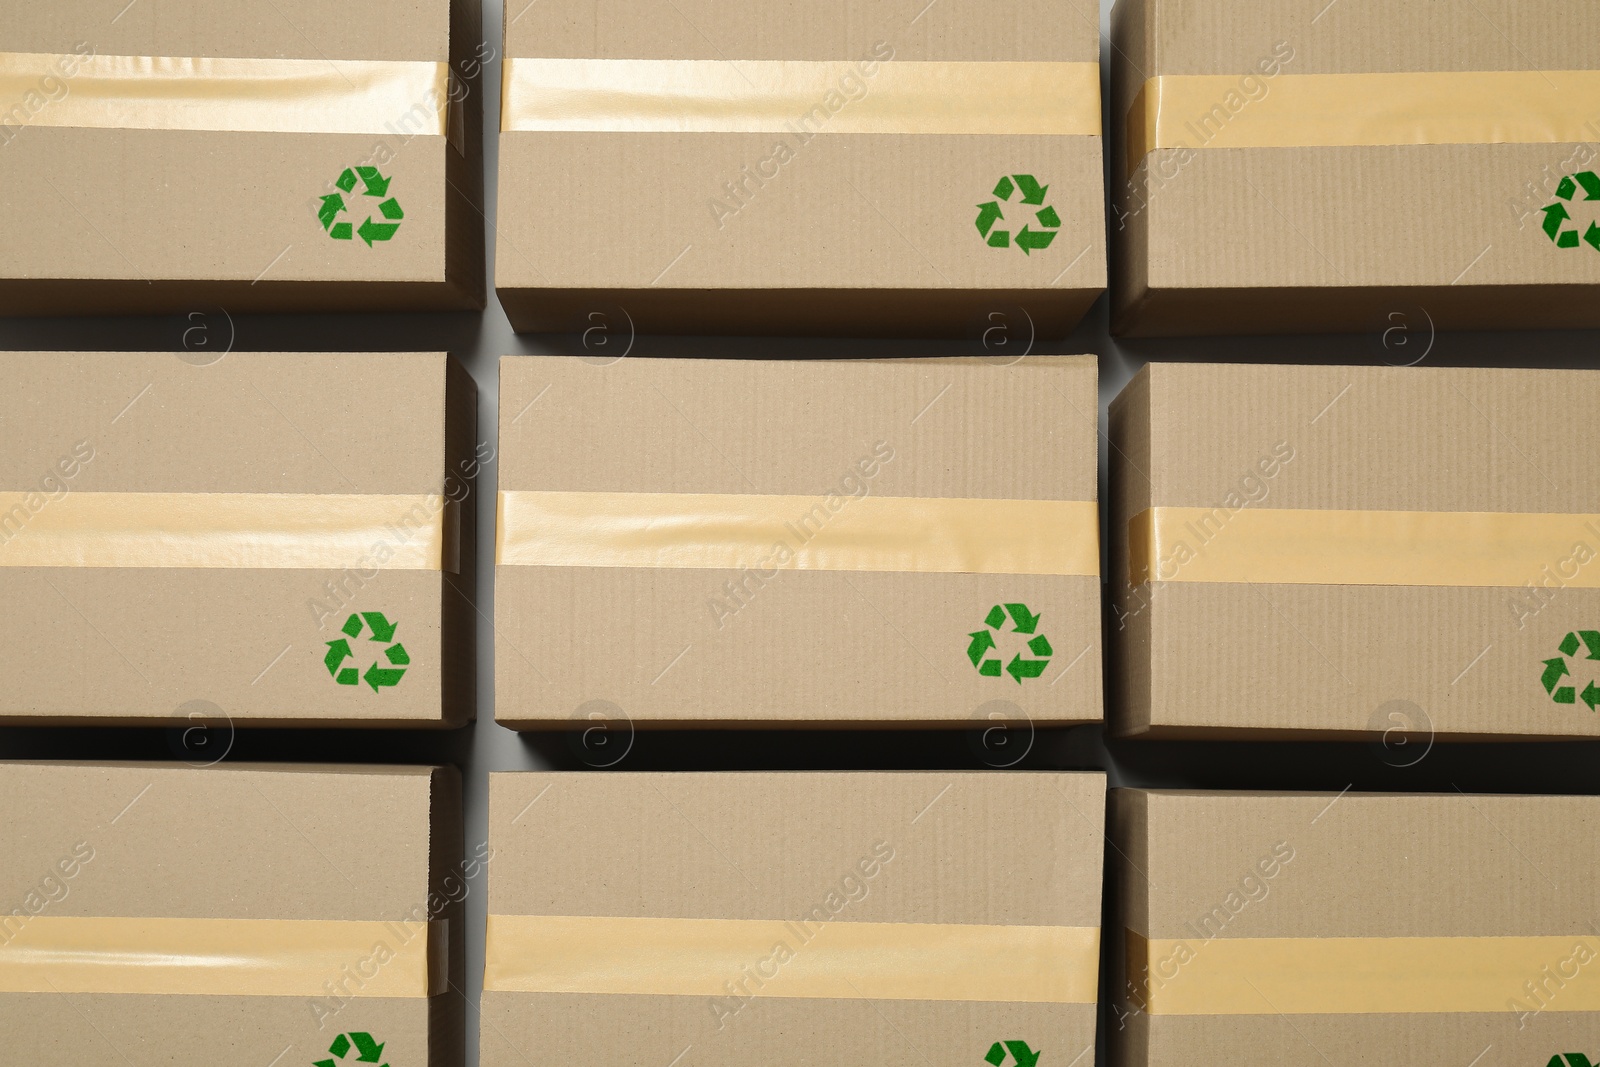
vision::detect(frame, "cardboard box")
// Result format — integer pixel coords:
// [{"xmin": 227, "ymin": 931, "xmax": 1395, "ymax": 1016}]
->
[
  {"xmin": 495, "ymin": 355, "xmax": 1102, "ymax": 729},
  {"xmin": 1109, "ymin": 0, "xmax": 1600, "ymax": 335},
  {"xmin": 1108, "ymin": 361, "xmax": 1600, "ymax": 740},
  {"xmin": 483, "ymin": 771, "xmax": 1105, "ymax": 1067},
  {"xmin": 1109, "ymin": 789, "xmax": 1600, "ymax": 1067},
  {"xmin": 0, "ymin": 0, "xmax": 484, "ymax": 316},
  {"xmin": 496, "ymin": 0, "xmax": 1105, "ymax": 337},
  {"xmin": 0, "ymin": 761, "xmax": 465, "ymax": 1067},
  {"xmin": 0, "ymin": 351, "xmax": 477, "ymax": 728}
]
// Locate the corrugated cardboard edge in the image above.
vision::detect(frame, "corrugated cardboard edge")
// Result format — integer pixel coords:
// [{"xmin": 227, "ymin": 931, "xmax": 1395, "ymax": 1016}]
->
[
  {"xmin": 428, "ymin": 765, "xmax": 466, "ymax": 1067},
  {"xmin": 440, "ymin": 354, "xmax": 478, "ymax": 727},
  {"xmin": 1107, "ymin": 365, "xmax": 1154, "ymax": 738}
]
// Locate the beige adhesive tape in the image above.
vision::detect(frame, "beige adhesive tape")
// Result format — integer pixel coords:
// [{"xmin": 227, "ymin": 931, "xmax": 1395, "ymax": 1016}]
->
[
  {"xmin": 0, "ymin": 916, "xmax": 445, "ymax": 997},
  {"xmin": 484, "ymin": 914, "xmax": 1100, "ymax": 1003},
  {"xmin": 497, "ymin": 491, "xmax": 1100, "ymax": 576},
  {"xmin": 0, "ymin": 492, "xmax": 458, "ymax": 572},
  {"xmin": 1130, "ymin": 931, "xmax": 1600, "ymax": 1015},
  {"xmin": 1128, "ymin": 69, "xmax": 1600, "ymax": 171},
  {"xmin": 502, "ymin": 58, "xmax": 1101, "ymax": 135},
  {"xmin": 1127, "ymin": 506, "xmax": 1600, "ymax": 588},
  {"xmin": 0, "ymin": 52, "xmax": 449, "ymax": 135}
]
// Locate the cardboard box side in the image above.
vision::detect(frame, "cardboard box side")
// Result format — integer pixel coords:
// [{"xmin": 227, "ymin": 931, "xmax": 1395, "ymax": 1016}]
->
[
  {"xmin": 1107, "ymin": 367, "xmax": 1155, "ymax": 738},
  {"xmin": 0, "ymin": 280, "xmax": 483, "ymax": 319},
  {"xmin": 440, "ymin": 356, "xmax": 479, "ymax": 727},
  {"xmin": 1107, "ymin": 788, "xmax": 1152, "ymax": 941},
  {"xmin": 1108, "ymin": 0, "xmax": 1155, "ymax": 332},
  {"xmin": 428, "ymin": 765, "xmax": 466, "ymax": 1067},
  {"xmin": 497, "ymin": 286, "xmax": 1102, "ymax": 339},
  {"xmin": 1106, "ymin": 788, "xmax": 1151, "ymax": 1067},
  {"xmin": 443, "ymin": 0, "xmax": 488, "ymax": 311},
  {"xmin": 1112, "ymin": 282, "xmax": 1600, "ymax": 337}
]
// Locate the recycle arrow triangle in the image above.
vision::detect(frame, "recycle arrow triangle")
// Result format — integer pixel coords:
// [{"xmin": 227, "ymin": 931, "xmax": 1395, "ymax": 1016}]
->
[
  {"xmin": 325, "ymin": 638, "xmax": 353, "ymax": 676},
  {"xmin": 1543, "ymin": 657, "xmax": 1569, "ymax": 693},
  {"xmin": 361, "ymin": 612, "xmax": 398, "ymax": 642},
  {"xmin": 1004, "ymin": 1041, "xmax": 1041, "ymax": 1067},
  {"xmin": 349, "ymin": 1032, "xmax": 385, "ymax": 1063}
]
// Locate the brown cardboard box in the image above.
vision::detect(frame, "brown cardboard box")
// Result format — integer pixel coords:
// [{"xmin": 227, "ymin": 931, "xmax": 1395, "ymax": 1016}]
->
[
  {"xmin": 0, "ymin": 761, "xmax": 465, "ymax": 1067},
  {"xmin": 1109, "ymin": 0, "xmax": 1600, "ymax": 335},
  {"xmin": 495, "ymin": 355, "xmax": 1102, "ymax": 729},
  {"xmin": 0, "ymin": 351, "xmax": 477, "ymax": 728},
  {"xmin": 1109, "ymin": 789, "xmax": 1600, "ymax": 1067},
  {"xmin": 0, "ymin": 0, "xmax": 484, "ymax": 316},
  {"xmin": 483, "ymin": 771, "xmax": 1105, "ymax": 1067},
  {"xmin": 1108, "ymin": 361, "xmax": 1600, "ymax": 740},
  {"xmin": 496, "ymin": 0, "xmax": 1105, "ymax": 337}
]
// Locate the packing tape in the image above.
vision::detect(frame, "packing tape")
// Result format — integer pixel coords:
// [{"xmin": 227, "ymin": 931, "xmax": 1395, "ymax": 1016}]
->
[
  {"xmin": 496, "ymin": 491, "xmax": 1100, "ymax": 576},
  {"xmin": 0, "ymin": 916, "xmax": 445, "ymax": 997},
  {"xmin": 501, "ymin": 58, "xmax": 1102, "ymax": 135},
  {"xmin": 1128, "ymin": 931, "xmax": 1600, "ymax": 1015},
  {"xmin": 1128, "ymin": 69, "xmax": 1600, "ymax": 171},
  {"xmin": 0, "ymin": 492, "xmax": 459, "ymax": 572},
  {"xmin": 0, "ymin": 52, "xmax": 449, "ymax": 136},
  {"xmin": 483, "ymin": 914, "xmax": 1100, "ymax": 1003},
  {"xmin": 1127, "ymin": 506, "xmax": 1600, "ymax": 588}
]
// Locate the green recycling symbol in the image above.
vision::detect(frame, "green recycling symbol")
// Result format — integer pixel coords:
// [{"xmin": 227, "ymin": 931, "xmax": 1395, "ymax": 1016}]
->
[
  {"xmin": 985, "ymin": 1041, "xmax": 1040, "ymax": 1067},
  {"xmin": 326, "ymin": 612, "xmax": 410, "ymax": 692},
  {"xmin": 320, "ymin": 167, "xmax": 404, "ymax": 246},
  {"xmin": 968, "ymin": 604, "xmax": 1052, "ymax": 683},
  {"xmin": 315, "ymin": 1032, "xmax": 388, "ymax": 1067},
  {"xmin": 1541, "ymin": 630, "xmax": 1600, "ymax": 710},
  {"xmin": 1540, "ymin": 171, "xmax": 1600, "ymax": 251},
  {"xmin": 976, "ymin": 175, "xmax": 1059, "ymax": 254}
]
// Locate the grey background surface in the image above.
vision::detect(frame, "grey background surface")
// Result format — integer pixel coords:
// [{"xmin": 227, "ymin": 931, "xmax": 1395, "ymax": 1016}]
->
[{"xmin": 3, "ymin": 2, "xmax": 1599, "ymax": 1065}]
